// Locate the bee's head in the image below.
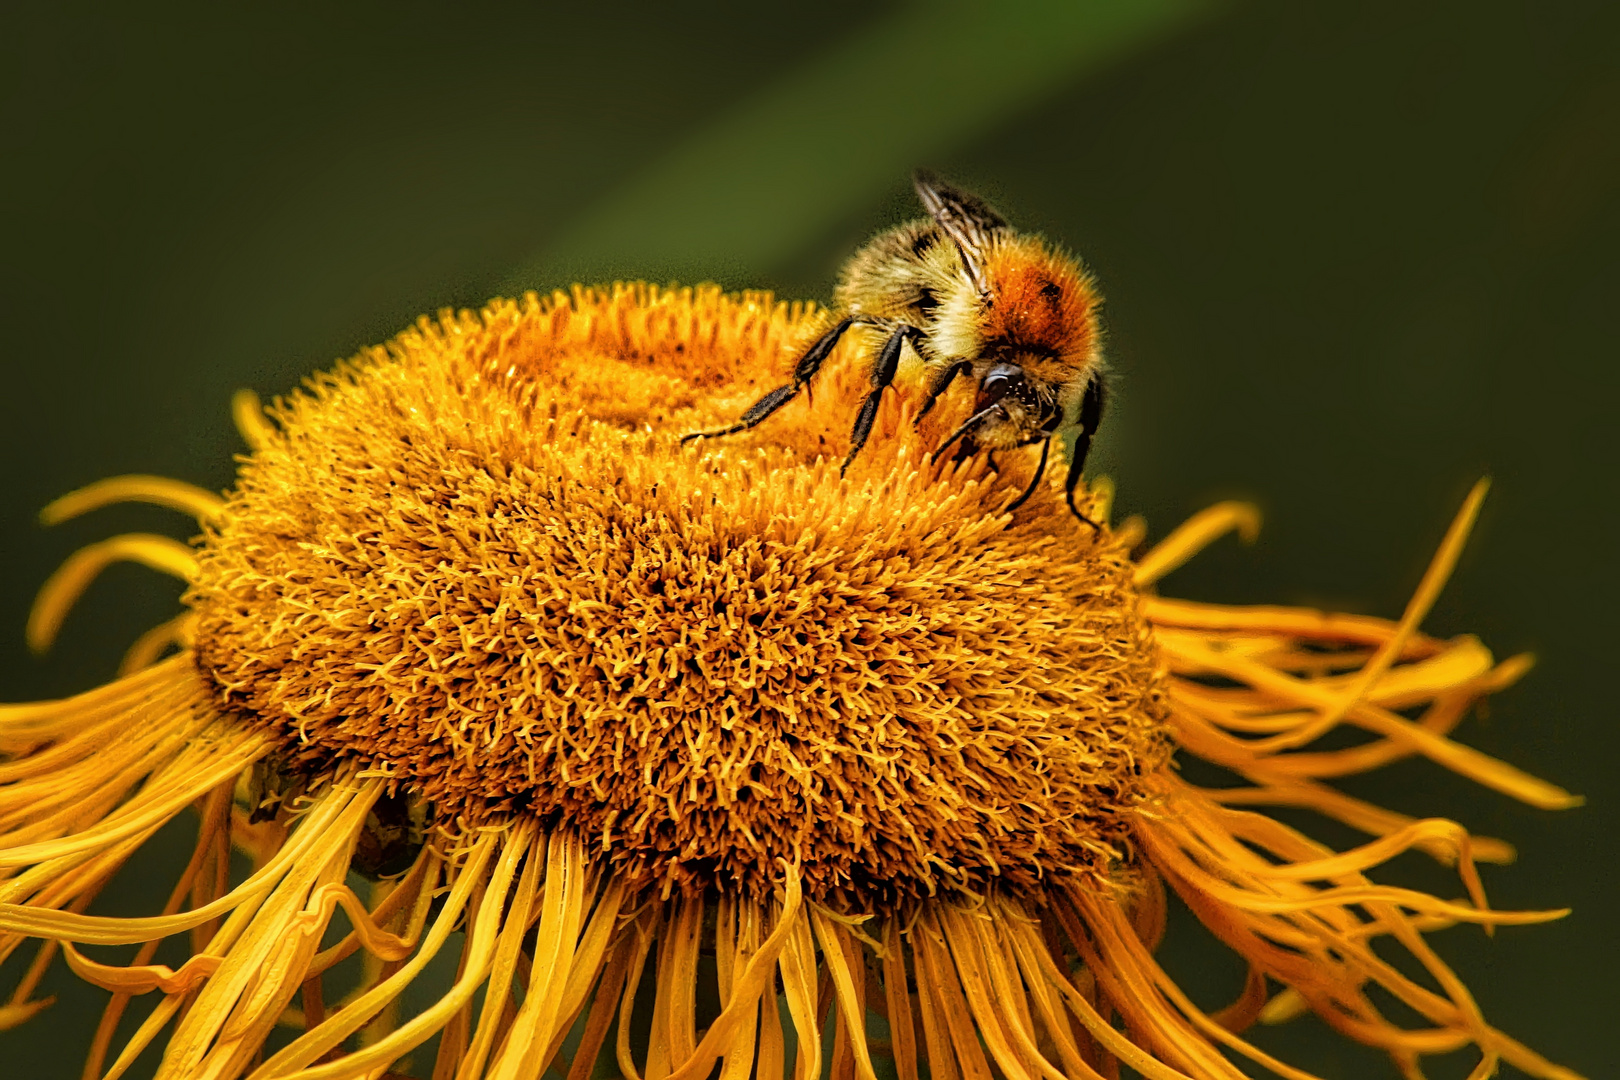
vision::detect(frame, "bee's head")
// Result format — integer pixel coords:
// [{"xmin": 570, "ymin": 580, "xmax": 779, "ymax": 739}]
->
[
  {"xmin": 967, "ymin": 361, "xmax": 1062, "ymax": 447},
  {"xmin": 932, "ymin": 360, "xmax": 1060, "ymax": 459}
]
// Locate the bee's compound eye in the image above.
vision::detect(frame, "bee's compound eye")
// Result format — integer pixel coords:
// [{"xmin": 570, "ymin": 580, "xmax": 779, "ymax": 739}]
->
[{"xmin": 981, "ymin": 363, "xmax": 1024, "ymax": 400}]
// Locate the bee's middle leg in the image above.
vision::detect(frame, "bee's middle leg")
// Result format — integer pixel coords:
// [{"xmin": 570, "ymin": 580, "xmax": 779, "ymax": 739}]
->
[
  {"xmin": 914, "ymin": 360, "xmax": 970, "ymax": 424},
  {"xmin": 842, "ymin": 326, "xmax": 919, "ymax": 475},
  {"xmin": 680, "ymin": 317, "xmax": 855, "ymax": 443}
]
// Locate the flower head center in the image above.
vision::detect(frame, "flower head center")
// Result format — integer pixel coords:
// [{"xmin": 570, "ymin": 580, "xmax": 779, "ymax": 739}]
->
[{"xmin": 188, "ymin": 286, "xmax": 1169, "ymax": 906}]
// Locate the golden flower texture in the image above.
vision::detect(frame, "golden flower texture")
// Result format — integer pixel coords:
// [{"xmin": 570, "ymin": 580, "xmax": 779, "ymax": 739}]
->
[{"xmin": 0, "ymin": 284, "xmax": 1585, "ymax": 1080}]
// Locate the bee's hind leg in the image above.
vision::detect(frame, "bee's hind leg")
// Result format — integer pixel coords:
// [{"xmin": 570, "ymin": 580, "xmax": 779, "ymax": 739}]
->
[
  {"xmin": 1063, "ymin": 375, "xmax": 1106, "ymax": 531},
  {"xmin": 841, "ymin": 326, "xmax": 919, "ymax": 475},
  {"xmin": 680, "ymin": 317, "xmax": 855, "ymax": 444}
]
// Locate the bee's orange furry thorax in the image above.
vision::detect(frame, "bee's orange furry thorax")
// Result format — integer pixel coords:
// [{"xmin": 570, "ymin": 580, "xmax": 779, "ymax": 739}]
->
[{"xmin": 983, "ymin": 239, "xmax": 1098, "ymax": 367}]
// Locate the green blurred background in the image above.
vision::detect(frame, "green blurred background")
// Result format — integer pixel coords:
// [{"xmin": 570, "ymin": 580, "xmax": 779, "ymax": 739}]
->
[{"xmin": 2, "ymin": 1, "xmax": 1614, "ymax": 1076}]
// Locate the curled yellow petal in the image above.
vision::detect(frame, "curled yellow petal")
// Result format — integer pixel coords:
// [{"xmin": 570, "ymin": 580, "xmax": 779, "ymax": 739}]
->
[
  {"xmin": 40, "ymin": 474, "xmax": 224, "ymax": 526},
  {"xmin": 1170, "ymin": 635, "xmax": 1581, "ymax": 810},
  {"xmin": 27, "ymin": 533, "xmax": 198, "ymax": 655},
  {"xmin": 119, "ymin": 613, "xmax": 197, "ymax": 675},
  {"xmin": 232, "ymin": 388, "xmax": 277, "ymax": 451},
  {"xmin": 1243, "ymin": 478, "xmax": 1489, "ymax": 755},
  {"xmin": 62, "ymin": 941, "xmax": 223, "ymax": 996},
  {"xmin": 1133, "ymin": 500, "xmax": 1261, "ymax": 587}
]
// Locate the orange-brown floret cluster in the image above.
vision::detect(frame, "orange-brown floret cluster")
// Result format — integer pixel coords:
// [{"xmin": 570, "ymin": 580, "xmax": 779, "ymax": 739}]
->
[{"xmin": 187, "ymin": 284, "xmax": 1169, "ymax": 906}]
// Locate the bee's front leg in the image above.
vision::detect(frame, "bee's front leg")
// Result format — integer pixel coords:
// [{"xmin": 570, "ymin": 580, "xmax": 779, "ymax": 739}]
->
[
  {"xmin": 1063, "ymin": 374, "xmax": 1107, "ymax": 530},
  {"xmin": 1004, "ymin": 435, "xmax": 1053, "ymax": 513}
]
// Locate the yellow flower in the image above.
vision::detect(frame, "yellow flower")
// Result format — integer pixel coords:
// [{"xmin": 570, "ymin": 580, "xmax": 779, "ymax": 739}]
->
[{"xmin": 0, "ymin": 284, "xmax": 1584, "ymax": 1080}]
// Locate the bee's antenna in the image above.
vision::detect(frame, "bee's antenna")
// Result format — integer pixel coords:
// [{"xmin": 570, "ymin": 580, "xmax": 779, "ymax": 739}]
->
[{"xmin": 935, "ymin": 403, "xmax": 1002, "ymax": 461}]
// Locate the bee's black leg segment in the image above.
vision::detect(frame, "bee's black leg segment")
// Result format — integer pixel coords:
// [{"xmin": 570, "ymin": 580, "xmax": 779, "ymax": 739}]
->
[
  {"xmin": 1069, "ymin": 371, "xmax": 1106, "ymax": 476},
  {"xmin": 797, "ymin": 316, "xmax": 857, "ymax": 407},
  {"xmin": 915, "ymin": 360, "xmax": 970, "ymax": 424},
  {"xmin": 681, "ymin": 317, "xmax": 857, "ymax": 444},
  {"xmin": 795, "ymin": 316, "xmax": 856, "ymax": 383},
  {"xmin": 679, "ymin": 382, "xmax": 798, "ymax": 443},
  {"xmin": 841, "ymin": 326, "xmax": 911, "ymax": 475},
  {"xmin": 841, "ymin": 392, "xmax": 884, "ymax": 475},
  {"xmin": 1004, "ymin": 436, "xmax": 1051, "ymax": 513},
  {"xmin": 1064, "ymin": 375, "xmax": 1107, "ymax": 529}
]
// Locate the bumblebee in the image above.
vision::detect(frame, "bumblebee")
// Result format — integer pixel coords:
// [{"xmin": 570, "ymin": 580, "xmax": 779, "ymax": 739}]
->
[{"xmin": 683, "ymin": 170, "xmax": 1106, "ymax": 524}]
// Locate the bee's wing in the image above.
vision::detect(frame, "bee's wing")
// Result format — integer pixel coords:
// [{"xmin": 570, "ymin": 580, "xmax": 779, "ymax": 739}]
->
[{"xmin": 913, "ymin": 170, "xmax": 1008, "ymax": 294}]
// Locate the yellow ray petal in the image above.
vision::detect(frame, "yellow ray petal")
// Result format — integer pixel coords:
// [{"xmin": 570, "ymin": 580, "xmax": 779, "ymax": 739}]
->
[
  {"xmin": 119, "ymin": 613, "xmax": 196, "ymax": 675},
  {"xmin": 0, "ymin": 775, "xmax": 360, "ymax": 945},
  {"xmin": 27, "ymin": 534, "xmax": 198, "ymax": 655},
  {"xmin": 663, "ymin": 875, "xmax": 803, "ymax": 1080},
  {"xmin": 455, "ymin": 830, "xmax": 544, "ymax": 1077},
  {"xmin": 1133, "ymin": 501, "xmax": 1261, "ymax": 588},
  {"xmin": 0, "ymin": 655, "xmax": 191, "ymax": 746},
  {"xmin": 0, "ymin": 725, "xmax": 265, "ymax": 869},
  {"xmin": 485, "ymin": 831, "xmax": 594, "ymax": 1080},
  {"xmin": 809, "ymin": 907, "xmax": 880, "ymax": 1080},
  {"xmin": 232, "ymin": 388, "xmax": 277, "ymax": 451},
  {"xmin": 246, "ymin": 830, "xmax": 504, "ymax": 1078},
  {"xmin": 40, "ymin": 475, "xmax": 224, "ymax": 526},
  {"xmin": 62, "ymin": 941, "xmax": 222, "ymax": 996},
  {"xmin": 1242, "ymin": 479, "xmax": 1489, "ymax": 754},
  {"xmin": 1166, "ymin": 635, "xmax": 1581, "ymax": 809},
  {"xmin": 0, "ymin": 995, "xmax": 53, "ymax": 1030}
]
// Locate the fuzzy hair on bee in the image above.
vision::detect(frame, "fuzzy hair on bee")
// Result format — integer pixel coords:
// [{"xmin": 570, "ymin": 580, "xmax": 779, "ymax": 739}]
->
[{"xmin": 683, "ymin": 170, "xmax": 1107, "ymax": 526}]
